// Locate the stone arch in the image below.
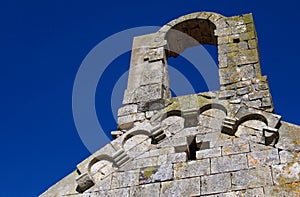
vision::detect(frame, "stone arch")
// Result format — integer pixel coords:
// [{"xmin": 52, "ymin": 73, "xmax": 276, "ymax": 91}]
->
[
  {"xmin": 161, "ymin": 110, "xmax": 185, "ymax": 136},
  {"xmin": 236, "ymin": 113, "xmax": 268, "ymax": 127},
  {"xmin": 121, "ymin": 129, "xmax": 153, "ymax": 147},
  {"xmin": 166, "ymin": 109, "xmax": 182, "ymax": 117},
  {"xmin": 199, "ymin": 103, "xmax": 227, "ymax": 130},
  {"xmin": 157, "ymin": 12, "xmax": 226, "ymax": 58},
  {"xmin": 199, "ymin": 103, "xmax": 228, "ymax": 115},
  {"xmin": 88, "ymin": 155, "xmax": 117, "ymax": 183},
  {"xmin": 88, "ymin": 155, "xmax": 116, "ymax": 171}
]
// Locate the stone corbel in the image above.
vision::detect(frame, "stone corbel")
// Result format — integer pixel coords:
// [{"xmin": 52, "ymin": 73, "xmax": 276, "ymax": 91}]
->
[
  {"xmin": 263, "ymin": 126, "xmax": 279, "ymax": 146},
  {"xmin": 221, "ymin": 116, "xmax": 238, "ymax": 135},
  {"xmin": 75, "ymin": 173, "xmax": 94, "ymax": 193}
]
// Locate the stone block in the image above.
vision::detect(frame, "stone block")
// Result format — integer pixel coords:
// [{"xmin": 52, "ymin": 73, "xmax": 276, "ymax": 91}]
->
[
  {"xmin": 211, "ymin": 154, "xmax": 248, "ymax": 173},
  {"xmin": 174, "ymin": 159, "xmax": 210, "ymax": 179},
  {"xmin": 161, "ymin": 116, "xmax": 184, "ymax": 135},
  {"xmin": 236, "ymin": 86, "xmax": 252, "ymax": 96},
  {"xmin": 201, "ymin": 173, "xmax": 231, "ymax": 195},
  {"xmin": 262, "ymin": 97, "xmax": 272, "ymax": 107},
  {"xmin": 158, "ymin": 152, "xmax": 187, "ymax": 165},
  {"xmin": 238, "ymin": 41, "xmax": 249, "ymax": 50},
  {"xmin": 272, "ymin": 162, "xmax": 300, "ymax": 185},
  {"xmin": 231, "ymin": 167, "xmax": 273, "ymax": 190},
  {"xmin": 118, "ymin": 114, "xmax": 136, "ymax": 130},
  {"xmin": 214, "ymin": 27, "xmax": 232, "ymax": 36},
  {"xmin": 135, "ymin": 156, "xmax": 158, "ymax": 169},
  {"xmin": 237, "ymin": 49, "xmax": 259, "ymax": 65},
  {"xmin": 222, "ymin": 138, "xmax": 250, "ymax": 155},
  {"xmin": 276, "ymin": 121, "xmax": 300, "ymax": 152},
  {"xmin": 231, "ymin": 25, "xmax": 247, "ymax": 34},
  {"xmin": 75, "ymin": 173, "xmax": 94, "ymax": 192},
  {"xmin": 89, "ymin": 175, "xmax": 111, "ymax": 191},
  {"xmin": 111, "ymin": 170, "xmax": 139, "ymax": 189},
  {"xmin": 279, "ymin": 150, "xmax": 300, "ymax": 164},
  {"xmin": 139, "ymin": 164, "xmax": 173, "ymax": 184},
  {"xmin": 264, "ymin": 182, "xmax": 300, "ymax": 197},
  {"xmin": 196, "ymin": 132, "xmax": 233, "ymax": 148},
  {"xmin": 160, "ymin": 177, "xmax": 200, "ymax": 197},
  {"xmin": 134, "ymin": 83, "xmax": 163, "ymax": 103},
  {"xmin": 248, "ymin": 39, "xmax": 257, "ymax": 49},
  {"xmin": 247, "ymin": 148, "xmax": 280, "ymax": 168},
  {"xmin": 219, "ymin": 90, "xmax": 235, "ymax": 98},
  {"xmin": 199, "ymin": 115, "xmax": 223, "ymax": 130},
  {"xmin": 248, "ymin": 90, "xmax": 270, "ymax": 100},
  {"xmin": 173, "ymin": 127, "xmax": 199, "ymax": 138},
  {"xmin": 196, "ymin": 147, "xmax": 221, "ymax": 159},
  {"xmin": 126, "ymin": 139, "xmax": 152, "ymax": 158},
  {"xmin": 141, "ymin": 61, "xmax": 164, "ymax": 85},
  {"xmin": 238, "ymin": 64, "xmax": 256, "ymax": 81},
  {"xmin": 106, "ymin": 188, "xmax": 130, "ymax": 197},
  {"xmin": 207, "ymin": 187, "xmax": 264, "ymax": 197},
  {"xmin": 137, "ymin": 147, "xmax": 175, "ymax": 159},
  {"xmin": 118, "ymin": 104, "xmax": 138, "ymax": 117},
  {"xmin": 123, "ymin": 135, "xmax": 150, "ymax": 151},
  {"xmin": 130, "ymin": 183, "xmax": 160, "ymax": 197}
]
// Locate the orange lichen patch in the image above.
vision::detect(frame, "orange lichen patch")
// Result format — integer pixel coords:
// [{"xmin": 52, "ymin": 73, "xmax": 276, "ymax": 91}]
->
[
  {"xmin": 222, "ymin": 148, "xmax": 230, "ymax": 155},
  {"xmin": 248, "ymin": 155, "xmax": 259, "ymax": 166},
  {"xmin": 283, "ymin": 182, "xmax": 300, "ymax": 194},
  {"xmin": 293, "ymin": 140, "xmax": 300, "ymax": 146}
]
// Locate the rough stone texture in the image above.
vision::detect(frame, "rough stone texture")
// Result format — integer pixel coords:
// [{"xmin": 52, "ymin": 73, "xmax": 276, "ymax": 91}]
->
[
  {"xmin": 174, "ymin": 159, "xmax": 210, "ymax": 179},
  {"xmin": 41, "ymin": 11, "xmax": 300, "ymax": 197},
  {"xmin": 231, "ymin": 167, "xmax": 273, "ymax": 190},
  {"xmin": 201, "ymin": 173, "xmax": 231, "ymax": 195},
  {"xmin": 160, "ymin": 177, "xmax": 200, "ymax": 197},
  {"xmin": 211, "ymin": 154, "xmax": 248, "ymax": 173}
]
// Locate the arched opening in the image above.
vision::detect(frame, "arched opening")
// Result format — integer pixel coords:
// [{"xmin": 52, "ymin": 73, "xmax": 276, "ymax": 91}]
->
[
  {"xmin": 123, "ymin": 134, "xmax": 151, "ymax": 151},
  {"xmin": 90, "ymin": 159, "xmax": 116, "ymax": 183},
  {"xmin": 199, "ymin": 107, "xmax": 227, "ymax": 130},
  {"xmin": 161, "ymin": 116, "xmax": 185, "ymax": 136},
  {"xmin": 165, "ymin": 19, "xmax": 219, "ymax": 96},
  {"xmin": 235, "ymin": 119, "xmax": 267, "ymax": 144}
]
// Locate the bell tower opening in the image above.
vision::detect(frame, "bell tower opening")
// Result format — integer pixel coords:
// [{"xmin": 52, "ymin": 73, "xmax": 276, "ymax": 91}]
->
[{"xmin": 164, "ymin": 19, "xmax": 219, "ymax": 96}]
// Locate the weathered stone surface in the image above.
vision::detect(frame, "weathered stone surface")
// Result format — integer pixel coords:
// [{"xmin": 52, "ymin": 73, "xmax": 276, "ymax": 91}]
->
[
  {"xmin": 160, "ymin": 177, "xmax": 200, "ymax": 197},
  {"xmin": 130, "ymin": 183, "xmax": 160, "ymax": 197},
  {"xmin": 126, "ymin": 139, "xmax": 152, "ymax": 158},
  {"xmin": 111, "ymin": 170, "xmax": 139, "ymax": 189},
  {"xmin": 211, "ymin": 154, "xmax": 248, "ymax": 173},
  {"xmin": 197, "ymin": 132, "xmax": 233, "ymax": 148},
  {"xmin": 137, "ymin": 147, "xmax": 175, "ymax": 159},
  {"xmin": 158, "ymin": 152, "xmax": 187, "ymax": 165},
  {"xmin": 206, "ymin": 187, "xmax": 264, "ymax": 197},
  {"xmin": 89, "ymin": 175, "xmax": 111, "ymax": 191},
  {"xmin": 231, "ymin": 167, "xmax": 273, "ymax": 190},
  {"xmin": 135, "ymin": 156, "xmax": 159, "ymax": 168},
  {"xmin": 41, "ymin": 11, "xmax": 300, "ymax": 197},
  {"xmin": 118, "ymin": 104, "xmax": 138, "ymax": 117},
  {"xmin": 161, "ymin": 116, "xmax": 184, "ymax": 136},
  {"xmin": 247, "ymin": 148, "xmax": 280, "ymax": 168},
  {"xmin": 196, "ymin": 147, "xmax": 221, "ymax": 159},
  {"xmin": 222, "ymin": 138, "xmax": 250, "ymax": 155},
  {"xmin": 276, "ymin": 121, "xmax": 300, "ymax": 151},
  {"xmin": 279, "ymin": 150, "xmax": 300, "ymax": 164},
  {"xmin": 139, "ymin": 164, "xmax": 173, "ymax": 184},
  {"xmin": 272, "ymin": 162, "xmax": 300, "ymax": 185},
  {"xmin": 264, "ymin": 182, "xmax": 300, "ymax": 197},
  {"xmin": 174, "ymin": 159, "xmax": 210, "ymax": 179},
  {"xmin": 201, "ymin": 173, "xmax": 231, "ymax": 195},
  {"xmin": 105, "ymin": 188, "xmax": 130, "ymax": 197}
]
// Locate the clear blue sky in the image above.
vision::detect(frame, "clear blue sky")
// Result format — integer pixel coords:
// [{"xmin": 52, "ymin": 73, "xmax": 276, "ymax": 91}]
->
[{"xmin": 1, "ymin": 1, "xmax": 300, "ymax": 196}]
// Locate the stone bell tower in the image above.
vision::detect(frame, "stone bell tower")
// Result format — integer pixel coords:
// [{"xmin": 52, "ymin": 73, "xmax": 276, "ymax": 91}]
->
[{"xmin": 41, "ymin": 12, "xmax": 300, "ymax": 197}]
